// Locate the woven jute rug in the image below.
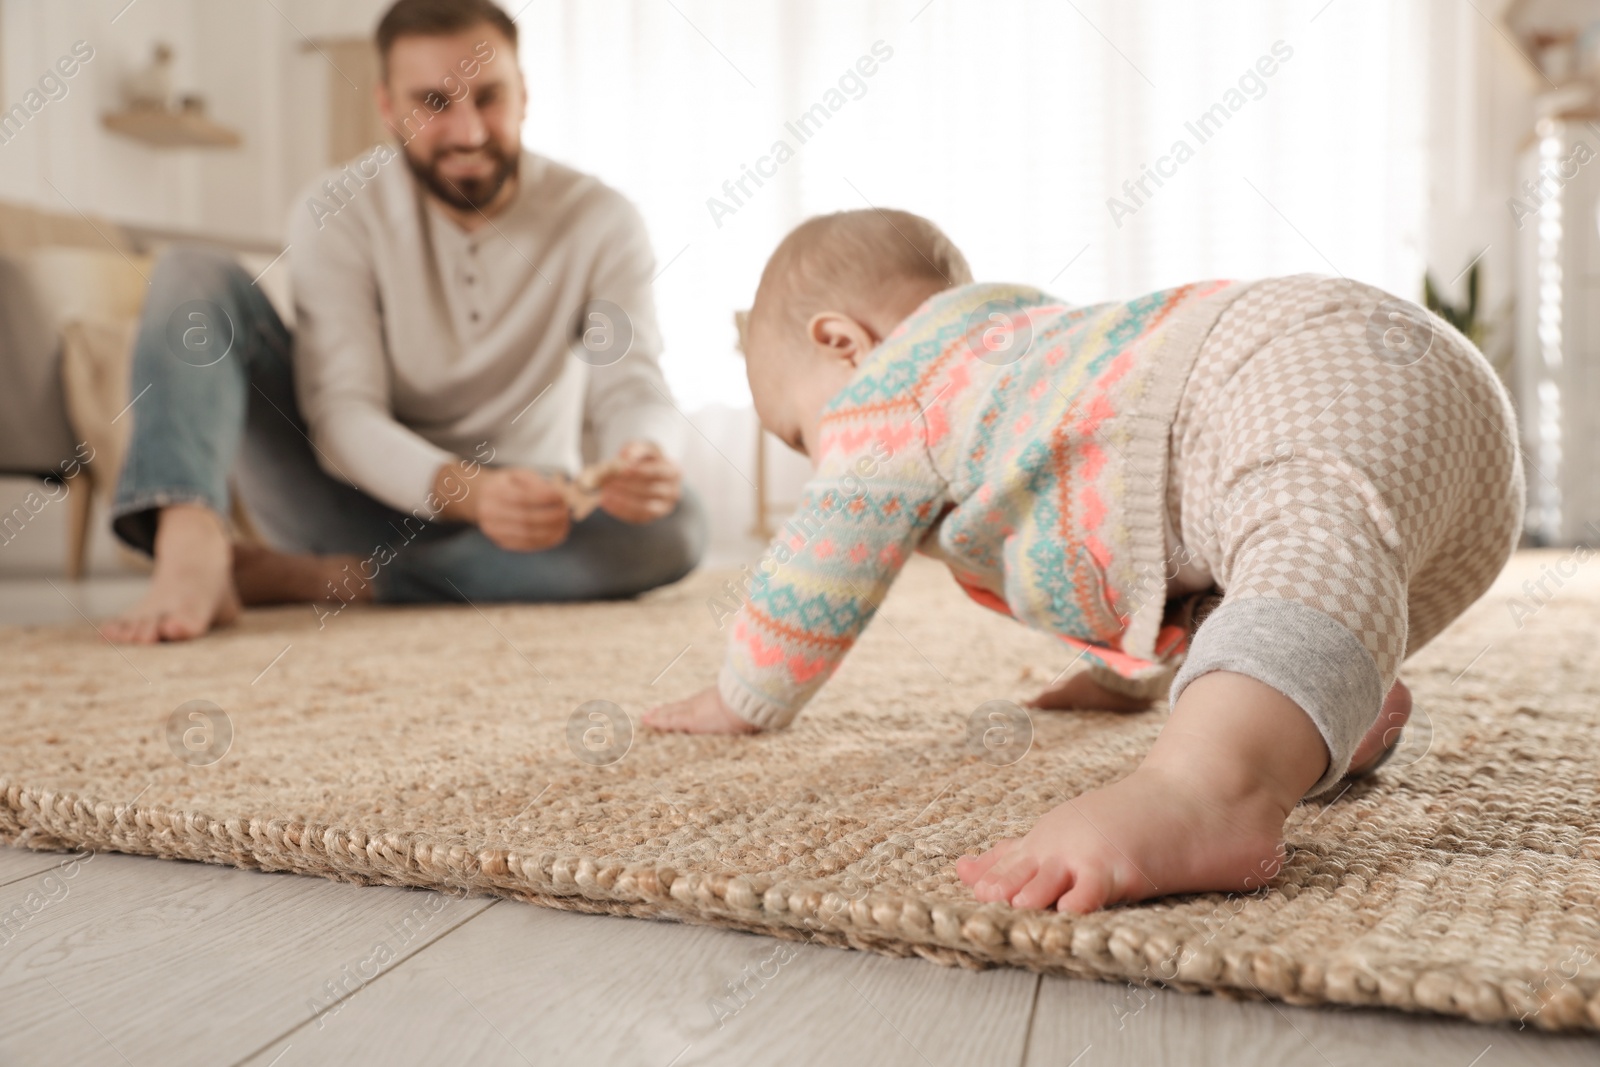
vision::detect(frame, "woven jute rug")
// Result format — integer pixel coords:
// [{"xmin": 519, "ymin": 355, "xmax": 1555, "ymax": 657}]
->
[{"xmin": 4, "ymin": 551, "xmax": 1599, "ymax": 1031}]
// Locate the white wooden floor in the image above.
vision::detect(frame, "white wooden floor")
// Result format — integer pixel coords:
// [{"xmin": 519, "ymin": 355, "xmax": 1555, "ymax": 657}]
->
[{"xmin": 3, "ymin": 579, "xmax": 1597, "ymax": 1066}]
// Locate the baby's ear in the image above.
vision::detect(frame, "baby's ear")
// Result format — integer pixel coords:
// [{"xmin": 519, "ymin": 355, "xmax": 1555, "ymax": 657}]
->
[{"xmin": 807, "ymin": 311, "xmax": 874, "ymax": 367}]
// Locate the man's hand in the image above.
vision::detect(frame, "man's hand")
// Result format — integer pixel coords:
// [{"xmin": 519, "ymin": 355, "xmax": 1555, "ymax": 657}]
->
[
  {"xmin": 434, "ymin": 461, "xmax": 570, "ymax": 552},
  {"xmin": 478, "ymin": 468, "xmax": 572, "ymax": 550},
  {"xmin": 643, "ymin": 685, "xmax": 759, "ymax": 734},
  {"xmin": 599, "ymin": 441, "xmax": 682, "ymax": 523}
]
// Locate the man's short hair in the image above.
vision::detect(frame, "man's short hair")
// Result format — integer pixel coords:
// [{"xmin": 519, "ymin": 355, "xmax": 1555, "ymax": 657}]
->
[{"xmin": 376, "ymin": 0, "xmax": 518, "ymax": 78}]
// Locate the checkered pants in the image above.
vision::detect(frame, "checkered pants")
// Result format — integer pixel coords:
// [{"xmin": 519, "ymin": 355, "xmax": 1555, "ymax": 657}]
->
[
  {"xmin": 1173, "ymin": 273, "xmax": 1523, "ymax": 673},
  {"xmin": 1122, "ymin": 275, "xmax": 1526, "ymax": 795}
]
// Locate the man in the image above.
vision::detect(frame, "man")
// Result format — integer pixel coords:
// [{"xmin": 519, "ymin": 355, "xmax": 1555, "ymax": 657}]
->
[{"xmin": 103, "ymin": 0, "xmax": 704, "ymax": 643}]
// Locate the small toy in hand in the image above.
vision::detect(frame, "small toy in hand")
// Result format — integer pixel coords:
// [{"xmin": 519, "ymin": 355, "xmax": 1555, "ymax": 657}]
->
[{"xmin": 556, "ymin": 458, "xmax": 625, "ymax": 519}]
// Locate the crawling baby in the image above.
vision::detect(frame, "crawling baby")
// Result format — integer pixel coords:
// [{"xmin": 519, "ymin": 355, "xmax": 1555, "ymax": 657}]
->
[{"xmin": 645, "ymin": 208, "xmax": 1523, "ymax": 914}]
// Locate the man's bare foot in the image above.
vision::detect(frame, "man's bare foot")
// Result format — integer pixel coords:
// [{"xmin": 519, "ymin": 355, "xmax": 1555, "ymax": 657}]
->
[
  {"xmin": 1029, "ymin": 669, "xmax": 1153, "ymax": 713},
  {"xmin": 956, "ymin": 763, "xmax": 1286, "ymax": 913},
  {"xmin": 1346, "ymin": 679, "xmax": 1411, "ymax": 778},
  {"xmin": 232, "ymin": 542, "xmax": 367, "ymax": 606},
  {"xmin": 644, "ymin": 685, "xmax": 760, "ymax": 734},
  {"xmin": 101, "ymin": 504, "xmax": 239, "ymax": 644}
]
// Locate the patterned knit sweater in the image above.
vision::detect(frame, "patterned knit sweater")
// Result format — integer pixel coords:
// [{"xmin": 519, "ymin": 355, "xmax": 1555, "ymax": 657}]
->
[{"xmin": 718, "ymin": 280, "xmax": 1254, "ymax": 728}]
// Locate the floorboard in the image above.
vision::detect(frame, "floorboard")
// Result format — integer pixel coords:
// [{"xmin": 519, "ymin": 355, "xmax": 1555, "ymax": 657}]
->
[
  {"xmin": 1023, "ymin": 972, "xmax": 1600, "ymax": 1067},
  {"xmin": 240, "ymin": 901, "xmax": 1040, "ymax": 1067},
  {"xmin": 0, "ymin": 849, "xmax": 493, "ymax": 1067},
  {"xmin": 0, "ymin": 845, "xmax": 81, "ymax": 887}
]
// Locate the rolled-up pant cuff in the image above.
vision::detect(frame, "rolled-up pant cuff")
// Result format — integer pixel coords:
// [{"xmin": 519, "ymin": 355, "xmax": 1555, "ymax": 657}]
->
[
  {"xmin": 1168, "ymin": 596, "xmax": 1385, "ymax": 799},
  {"xmin": 110, "ymin": 488, "xmax": 225, "ymax": 557}
]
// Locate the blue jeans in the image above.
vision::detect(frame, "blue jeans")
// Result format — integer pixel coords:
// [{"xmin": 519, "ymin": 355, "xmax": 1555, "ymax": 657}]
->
[{"xmin": 112, "ymin": 246, "xmax": 706, "ymax": 603}]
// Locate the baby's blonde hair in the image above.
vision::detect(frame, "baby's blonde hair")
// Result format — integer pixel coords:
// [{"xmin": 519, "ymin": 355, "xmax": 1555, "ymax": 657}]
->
[{"xmin": 750, "ymin": 208, "xmax": 972, "ymax": 349}]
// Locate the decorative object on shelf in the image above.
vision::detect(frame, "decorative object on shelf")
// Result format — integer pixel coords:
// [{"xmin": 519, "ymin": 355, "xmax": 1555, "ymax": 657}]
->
[
  {"xmin": 122, "ymin": 41, "xmax": 173, "ymax": 111},
  {"xmin": 103, "ymin": 42, "xmax": 240, "ymax": 149},
  {"xmin": 1506, "ymin": 1, "xmax": 1600, "ymax": 88}
]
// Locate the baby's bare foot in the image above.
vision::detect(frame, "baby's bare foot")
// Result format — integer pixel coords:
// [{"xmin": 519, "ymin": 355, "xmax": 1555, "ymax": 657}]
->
[
  {"xmin": 1028, "ymin": 669, "xmax": 1153, "ymax": 713},
  {"xmin": 101, "ymin": 504, "xmax": 239, "ymax": 644},
  {"xmin": 955, "ymin": 764, "xmax": 1286, "ymax": 913},
  {"xmin": 644, "ymin": 685, "xmax": 760, "ymax": 734},
  {"xmin": 1346, "ymin": 679, "xmax": 1411, "ymax": 777}
]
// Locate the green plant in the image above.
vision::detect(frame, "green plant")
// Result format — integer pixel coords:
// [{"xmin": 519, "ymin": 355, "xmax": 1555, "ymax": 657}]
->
[{"xmin": 1423, "ymin": 259, "xmax": 1483, "ymax": 347}]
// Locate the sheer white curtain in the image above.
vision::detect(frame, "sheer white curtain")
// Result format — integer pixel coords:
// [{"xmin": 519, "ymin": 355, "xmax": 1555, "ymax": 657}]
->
[{"xmin": 515, "ymin": 0, "xmax": 1432, "ymax": 542}]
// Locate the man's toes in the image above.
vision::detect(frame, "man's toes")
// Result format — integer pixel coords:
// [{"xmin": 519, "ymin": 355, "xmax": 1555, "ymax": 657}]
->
[
  {"xmin": 157, "ymin": 612, "xmax": 202, "ymax": 642},
  {"xmin": 102, "ymin": 617, "xmax": 138, "ymax": 644},
  {"xmin": 956, "ymin": 840, "xmax": 1017, "ymax": 885},
  {"xmin": 1057, "ymin": 862, "xmax": 1117, "ymax": 914},
  {"xmin": 1010, "ymin": 863, "xmax": 1074, "ymax": 911},
  {"xmin": 126, "ymin": 617, "xmax": 158, "ymax": 645}
]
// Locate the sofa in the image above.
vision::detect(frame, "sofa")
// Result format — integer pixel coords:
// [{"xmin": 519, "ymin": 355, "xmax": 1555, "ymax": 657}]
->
[{"xmin": 0, "ymin": 198, "xmax": 287, "ymax": 576}]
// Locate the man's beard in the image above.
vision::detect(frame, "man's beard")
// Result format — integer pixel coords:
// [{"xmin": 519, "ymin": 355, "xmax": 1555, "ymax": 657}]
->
[{"xmin": 403, "ymin": 141, "xmax": 519, "ymax": 212}]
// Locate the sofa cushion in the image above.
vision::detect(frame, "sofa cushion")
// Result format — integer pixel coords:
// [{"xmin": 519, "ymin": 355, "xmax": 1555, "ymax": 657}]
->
[
  {"xmin": 0, "ymin": 252, "xmax": 73, "ymax": 474},
  {"xmin": 26, "ymin": 245, "xmax": 152, "ymax": 327}
]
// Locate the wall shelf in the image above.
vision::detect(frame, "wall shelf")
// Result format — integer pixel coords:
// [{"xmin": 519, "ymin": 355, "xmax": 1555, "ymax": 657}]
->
[{"xmin": 101, "ymin": 109, "xmax": 241, "ymax": 149}]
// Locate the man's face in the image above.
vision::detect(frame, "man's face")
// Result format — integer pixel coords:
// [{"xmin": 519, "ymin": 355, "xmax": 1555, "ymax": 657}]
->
[{"xmin": 377, "ymin": 26, "xmax": 525, "ymax": 212}]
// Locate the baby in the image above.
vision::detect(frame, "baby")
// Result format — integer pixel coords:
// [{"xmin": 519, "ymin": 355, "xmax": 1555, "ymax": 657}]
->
[{"xmin": 645, "ymin": 208, "xmax": 1524, "ymax": 914}]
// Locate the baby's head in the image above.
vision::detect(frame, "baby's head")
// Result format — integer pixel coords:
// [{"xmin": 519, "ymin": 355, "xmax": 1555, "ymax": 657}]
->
[{"xmin": 744, "ymin": 208, "xmax": 970, "ymax": 457}]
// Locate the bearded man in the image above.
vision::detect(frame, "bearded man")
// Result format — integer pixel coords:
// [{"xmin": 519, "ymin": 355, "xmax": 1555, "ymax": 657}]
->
[{"xmin": 103, "ymin": 0, "xmax": 704, "ymax": 642}]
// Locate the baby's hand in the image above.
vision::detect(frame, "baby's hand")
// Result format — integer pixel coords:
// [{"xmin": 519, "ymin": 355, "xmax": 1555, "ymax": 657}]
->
[{"xmin": 643, "ymin": 685, "xmax": 760, "ymax": 734}]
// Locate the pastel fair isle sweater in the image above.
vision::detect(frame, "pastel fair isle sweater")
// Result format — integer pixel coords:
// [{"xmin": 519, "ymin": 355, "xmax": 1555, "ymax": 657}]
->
[{"xmin": 719, "ymin": 280, "xmax": 1255, "ymax": 729}]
